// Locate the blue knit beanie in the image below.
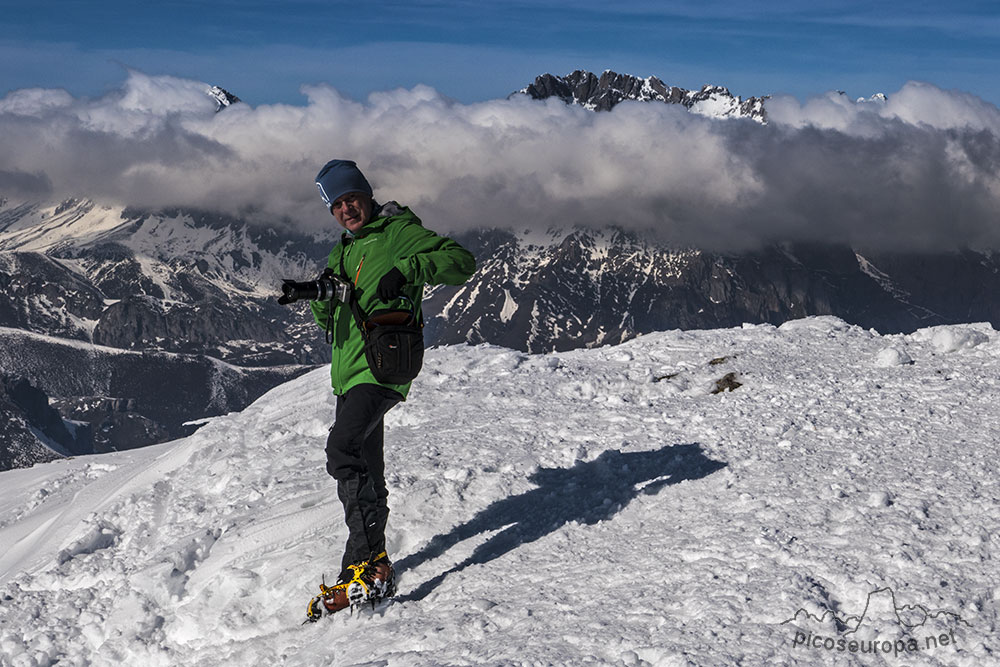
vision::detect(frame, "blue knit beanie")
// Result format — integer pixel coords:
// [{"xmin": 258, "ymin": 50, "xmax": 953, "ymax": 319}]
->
[{"xmin": 315, "ymin": 159, "xmax": 373, "ymax": 210}]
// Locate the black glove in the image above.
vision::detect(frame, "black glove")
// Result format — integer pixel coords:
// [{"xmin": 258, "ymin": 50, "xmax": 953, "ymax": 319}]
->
[{"xmin": 376, "ymin": 267, "xmax": 407, "ymax": 301}]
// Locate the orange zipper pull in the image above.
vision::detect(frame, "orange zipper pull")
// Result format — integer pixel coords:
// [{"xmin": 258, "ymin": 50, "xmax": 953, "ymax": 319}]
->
[{"xmin": 354, "ymin": 254, "xmax": 366, "ymax": 286}]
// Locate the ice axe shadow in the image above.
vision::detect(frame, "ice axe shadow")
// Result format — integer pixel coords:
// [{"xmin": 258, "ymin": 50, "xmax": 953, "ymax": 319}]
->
[{"xmin": 395, "ymin": 442, "xmax": 726, "ymax": 602}]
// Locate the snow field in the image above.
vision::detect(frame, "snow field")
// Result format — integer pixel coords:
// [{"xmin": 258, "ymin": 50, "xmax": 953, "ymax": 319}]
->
[{"xmin": 0, "ymin": 316, "xmax": 998, "ymax": 666}]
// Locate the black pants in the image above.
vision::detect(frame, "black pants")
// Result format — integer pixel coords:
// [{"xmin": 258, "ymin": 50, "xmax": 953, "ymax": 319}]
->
[{"xmin": 326, "ymin": 383, "xmax": 402, "ymax": 573}]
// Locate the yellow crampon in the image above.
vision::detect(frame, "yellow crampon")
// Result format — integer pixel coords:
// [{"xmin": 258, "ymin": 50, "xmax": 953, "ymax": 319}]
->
[
  {"xmin": 343, "ymin": 563, "xmax": 370, "ymax": 605},
  {"xmin": 303, "ymin": 552, "xmax": 390, "ymax": 623},
  {"xmin": 343, "ymin": 551, "xmax": 389, "ymax": 604},
  {"xmin": 305, "ymin": 575, "xmax": 345, "ymax": 622}
]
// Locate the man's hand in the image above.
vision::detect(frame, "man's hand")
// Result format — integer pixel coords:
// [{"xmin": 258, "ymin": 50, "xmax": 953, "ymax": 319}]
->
[{"xmin": 376, "ymin": 267, "xmax": 407, "ymax": 301}]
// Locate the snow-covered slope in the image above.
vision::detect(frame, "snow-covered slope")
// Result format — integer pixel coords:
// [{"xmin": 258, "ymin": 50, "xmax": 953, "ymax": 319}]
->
[{"xmin": 1, "ymin": 318, "xmax": 996, "ymax": 665}]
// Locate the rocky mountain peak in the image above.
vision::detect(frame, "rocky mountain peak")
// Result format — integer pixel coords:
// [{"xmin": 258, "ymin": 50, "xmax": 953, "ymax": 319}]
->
[
  {"xmin": 206, "ymin": 85, "xmax": 242, "ymax": 112},
  {"xmin": 514, "ymin": 69, "xmax": 768, "ymax": 123}
]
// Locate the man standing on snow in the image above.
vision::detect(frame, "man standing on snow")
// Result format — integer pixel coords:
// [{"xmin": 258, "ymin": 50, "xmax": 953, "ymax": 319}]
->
[{"xmin": 305, "ymin": 159, "xmax": 476, "ymax": 618}]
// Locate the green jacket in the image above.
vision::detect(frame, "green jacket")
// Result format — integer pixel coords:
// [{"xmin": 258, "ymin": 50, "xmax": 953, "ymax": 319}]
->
[{"xmin": 311, "ymin": 202, "xmax": 476, "ymax": 399}]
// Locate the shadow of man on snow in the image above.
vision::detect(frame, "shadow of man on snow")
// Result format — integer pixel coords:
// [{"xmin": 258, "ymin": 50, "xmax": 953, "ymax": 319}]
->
[{"xmin": 395, "ymin": 442, "xmax": 726, "ymax": 601}]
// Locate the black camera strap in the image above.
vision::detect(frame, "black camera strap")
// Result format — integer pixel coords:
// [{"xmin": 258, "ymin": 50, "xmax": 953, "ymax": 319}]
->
[
  {"xmin": 319, "ymin": 245, "xmax": 356, "ymax": 345},
  {"xmin": 337, "ymin": 242, "xmax": 369, "ymax": 337},
  {"xmin": 319, "ymin": 247, "xmax": 354, "ymax": 345}
]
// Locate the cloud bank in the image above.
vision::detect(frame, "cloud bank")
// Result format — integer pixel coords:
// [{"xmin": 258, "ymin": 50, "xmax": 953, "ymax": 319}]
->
[{"xmin": 2, "ymin": 70, "xmax": 1000, "ymax": 251}]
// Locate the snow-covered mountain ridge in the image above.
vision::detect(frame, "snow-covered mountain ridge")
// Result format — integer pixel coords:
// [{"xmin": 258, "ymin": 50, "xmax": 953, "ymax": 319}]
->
[
  {"xmin": 9, "ymin": 200, "xmax": 1000, "ymax": 363},
  {"xmin": 0, "ymin": 317, "xmax": 994, "ymax": 664},
  {"xmin": 424, "ymin": 226, "xmax": 1000, "ymax": 353},
  {"xmin": 7, "ymin": 197, "xmax": 1000, "ymax": 471},
  {"xmin": 0, "ymin": 197, "xmax": 320, "ymax": 305},
  {"xmin": 0, "ymin": 199, "xmax": 328, "ymax": 468},
  {"xmin": 515, "ymin": 70, "xmax": 770, "ymax": 123},
  {"xmin": 0, "ymin": 198, "xmax": 328, "ymax": 365}
]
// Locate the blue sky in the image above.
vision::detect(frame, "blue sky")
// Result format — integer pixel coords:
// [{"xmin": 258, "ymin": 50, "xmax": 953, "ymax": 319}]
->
[{"xmin": 2, "ymin": 0, "xmax": 1000, "ymax": 106}]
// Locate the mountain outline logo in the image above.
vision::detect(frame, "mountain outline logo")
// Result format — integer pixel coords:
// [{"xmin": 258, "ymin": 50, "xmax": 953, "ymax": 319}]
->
[
  {"xmin": 781, "ymin": 585, "xmax": 972, "ymax": 635},
  {"xmin": 781, "ymin": 585, "xmax": 972, "ymax": 658}
]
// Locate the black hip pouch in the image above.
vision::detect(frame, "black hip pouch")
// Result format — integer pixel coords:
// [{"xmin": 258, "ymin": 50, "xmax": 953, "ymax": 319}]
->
[
  {"xmin": 363, "ymin": 309, "xmax": 424, "ymax": 384},
  {"xmin": 337, "ymin": 247, "xmax": 425, "ymax": 385}
]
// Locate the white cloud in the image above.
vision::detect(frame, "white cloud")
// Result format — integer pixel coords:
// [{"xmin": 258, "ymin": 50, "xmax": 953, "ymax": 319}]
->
[
  {"xmin": 0, "ymin": 88, "xmax": 75, "ymax": 116},
  {"xmin": 2, "ymin": 70, "xmax": 1000, "ymax": 251}
]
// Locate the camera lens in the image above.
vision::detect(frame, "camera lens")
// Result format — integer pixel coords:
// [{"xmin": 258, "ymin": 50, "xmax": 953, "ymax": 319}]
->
[
  {"xmin": 282, "ymin": 280, "xmax": 319, "ymax": 302},
  {"xmin": 315, "ymin": 277, "xmax": 333, "ymax": 301}
]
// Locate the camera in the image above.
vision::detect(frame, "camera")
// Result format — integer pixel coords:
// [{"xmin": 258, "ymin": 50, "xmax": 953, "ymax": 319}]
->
[{"xmin": 278, "ymin": 269, "xmax": 351, "ymax": 305}]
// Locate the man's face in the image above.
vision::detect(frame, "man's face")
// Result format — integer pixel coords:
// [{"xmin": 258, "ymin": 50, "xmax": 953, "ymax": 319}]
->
[{"xmin": 331, "ymin": 192, "xmax": 374, "ymax": 233}]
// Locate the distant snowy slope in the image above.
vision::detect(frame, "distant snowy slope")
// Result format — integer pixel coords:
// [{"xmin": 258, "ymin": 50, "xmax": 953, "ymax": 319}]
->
[
  {"xmin": 0, "ymin": 327, "xmax": 311, "ymax": 456},
  {"xmin": 1, "ymin": 318, "xmax": 997, "ymax": 665}
]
